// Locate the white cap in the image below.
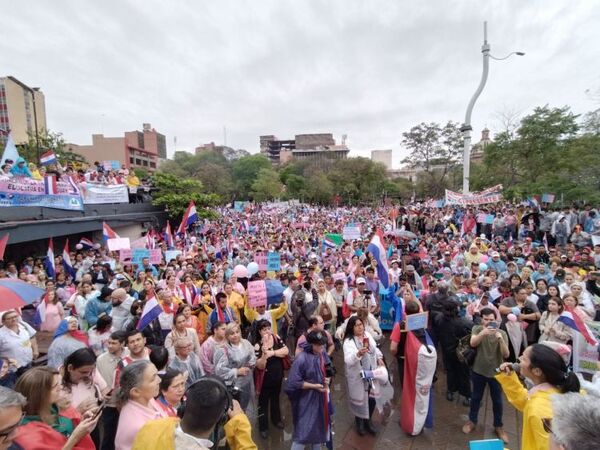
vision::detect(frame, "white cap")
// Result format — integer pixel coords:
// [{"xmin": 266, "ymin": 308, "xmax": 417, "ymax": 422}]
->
[{"xmin": 356, "ymin": 277, "xmax": 366, "ymax": 284}]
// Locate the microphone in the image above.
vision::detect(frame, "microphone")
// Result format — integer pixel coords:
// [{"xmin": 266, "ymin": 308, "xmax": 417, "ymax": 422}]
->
[{"xmin": 496, "ymin": 363, "xmax": 520, "ymax": 373}]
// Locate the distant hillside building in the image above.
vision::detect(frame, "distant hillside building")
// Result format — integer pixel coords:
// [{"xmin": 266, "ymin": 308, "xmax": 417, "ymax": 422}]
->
[
  {"xmin": 195, "ymin": 142, "xmax": 218, "ymax": 154},
  {"xmin": 260, "ymin": 133, "xmax": 349, "ymax": 165},
  {"xmin": 67, "ymin": 123, "xmax": 166, "ymax": 173},
  {"xmin": 0, "ymin": 76, "xmax": 47, "ymax": 145},
  {"xmin": 371, "ymin": 149, "xmax": 392, "ymax": 169}
]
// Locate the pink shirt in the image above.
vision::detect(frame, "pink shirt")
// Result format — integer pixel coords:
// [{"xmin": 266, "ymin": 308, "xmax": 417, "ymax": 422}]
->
[{"xmin": 115, "ymin": 398, "xmax": 167, "ymax": 450}]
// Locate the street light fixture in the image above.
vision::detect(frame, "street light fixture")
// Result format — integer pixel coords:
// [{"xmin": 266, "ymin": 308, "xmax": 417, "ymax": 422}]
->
[{"xmin": 461, "ymin": 21, "xmax": 524, "ymax": 194}]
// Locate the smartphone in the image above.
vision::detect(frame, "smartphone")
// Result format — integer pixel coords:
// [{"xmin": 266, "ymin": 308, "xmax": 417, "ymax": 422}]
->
[
  {"xmin": 91, "ymin": 399, "xmax": 107, "ymax": 421},
  {"xmin": 488, "ymin": 321, "xmax": 498, "ymax": 329},
  {"xmin": 363, "ymin": 337, "xmax": 369, "ymax": 349}
]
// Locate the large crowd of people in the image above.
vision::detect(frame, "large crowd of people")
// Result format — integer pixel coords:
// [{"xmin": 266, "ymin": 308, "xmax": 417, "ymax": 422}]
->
[{"xmin": 1, "ymin": 201, "xmax": 600, "ymax": 449}]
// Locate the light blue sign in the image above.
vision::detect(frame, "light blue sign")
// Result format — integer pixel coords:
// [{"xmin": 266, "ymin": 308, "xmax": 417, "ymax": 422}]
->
[
  {"xmin": 132, "ymin": 248, "xmax": 150, "ymax": 265},
  {"xmin": 267, "ymin": 252, "xmax": 281, "ymax": 271}
]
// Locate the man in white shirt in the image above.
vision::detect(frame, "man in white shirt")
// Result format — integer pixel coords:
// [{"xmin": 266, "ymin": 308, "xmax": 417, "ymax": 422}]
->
[{"xmin": 346, "ymin": 277, "xmax": 376, "ymax": 314}]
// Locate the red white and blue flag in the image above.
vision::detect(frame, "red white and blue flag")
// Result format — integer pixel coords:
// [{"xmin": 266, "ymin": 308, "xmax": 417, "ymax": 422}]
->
[
  {"xmin": 62, "ymin": 239, "xmax": 76, "ymax": 279},
  {"xmin": 103, "ymin": 222, "xmax": 120, "ymax": 240},
  {"xmin": 44, "ymin": 238, "xmax": 56, "ymax": 279},
  {"xmin": 164, "ymin": 222, "xmax": 174, "ymax": 249},
  {"xmin": 40, "ymin": 150, "xmax": 57, "ymax": 166},
  {"xmin": 43, "ymin": 175, "xmax": 58, "ymax": 195},
  {"xmin": 78, "ymin": 237, "xmax": 95, "ymax": 249},
  {"xmin": 137, "ymin": 294, "xmax": 162, "ymax": 330},
  {"xmin": 177, "ymin": 201, "xmax": 198, "ymax": 235},
  {"xmin": 558, "ymin": 308, "xmax": 598, "ymax": 346},
  {"xmin": 34, "ymin": 293, "xmax": 47, "ymax": 327},
  {"xmin": 366, "ymin": 229, "xmax": 390, "ymax": 289}
]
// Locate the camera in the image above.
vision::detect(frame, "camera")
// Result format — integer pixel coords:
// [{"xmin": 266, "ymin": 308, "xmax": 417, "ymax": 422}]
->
[
  {"xmin": 363, "ymin": 290, "xmax": 372, "ymax": 296},
  {"xmin": 227, "ymin": 385, "xmax": 242, "ymax": 403}
]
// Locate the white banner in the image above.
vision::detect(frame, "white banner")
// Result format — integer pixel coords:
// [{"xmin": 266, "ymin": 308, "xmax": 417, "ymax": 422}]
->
[
  {"xmin": 83, "ymin": 183, "xmax": 129, "ymax": 204},
  {"xmin": 445, "ymin": 185, "xmax": 503, "ymax": 206}
]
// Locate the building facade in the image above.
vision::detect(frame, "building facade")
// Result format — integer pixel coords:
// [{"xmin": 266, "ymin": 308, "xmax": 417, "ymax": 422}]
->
[
  {"xmin": 260, "ymin": 133, "xmax": 349, "ymax": 165},
  {"xmin": 0, "ymin": 76, "xmax": 47, "ymax": 145},
  {"xmin": 67, "ymin": 123, "xmax": 165, "ymax": 173},
  {"xmin": 371, "ymin": 149, "xmax": 392, "ymax": 169}
]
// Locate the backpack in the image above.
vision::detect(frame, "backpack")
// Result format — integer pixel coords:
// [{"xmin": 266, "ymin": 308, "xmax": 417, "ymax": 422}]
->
[{"xmin": 456, "ymin": 334, "xmax": 476, "ymax": 367}]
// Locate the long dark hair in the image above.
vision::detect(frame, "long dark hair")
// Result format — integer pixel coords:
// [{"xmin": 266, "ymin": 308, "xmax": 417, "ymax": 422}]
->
[
  {"xmin": 343, "ymin": 316, "xmax": 364, "ymax": 341},
  {"xmin": 529, "ymin": 344, "xmax": 580, "ymax": 393},
  {"xmin": 253, "ymin": 319, "xmax": 272, "ymax": 345},
  {"xmin": 62, "ymin": 348, "xmax": 97, "ymax": 390}
]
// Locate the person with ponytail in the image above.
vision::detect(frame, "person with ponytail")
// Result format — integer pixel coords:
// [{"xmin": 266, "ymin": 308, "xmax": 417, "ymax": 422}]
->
[{"xmin": 496, "ymin": 343, "xmax": 580, "ymax": 450}]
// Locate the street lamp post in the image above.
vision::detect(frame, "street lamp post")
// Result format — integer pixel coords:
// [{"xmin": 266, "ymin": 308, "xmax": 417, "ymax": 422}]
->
[{"xmin": 461, "ymin": 22, "xmax": 524, "ymax": 194}]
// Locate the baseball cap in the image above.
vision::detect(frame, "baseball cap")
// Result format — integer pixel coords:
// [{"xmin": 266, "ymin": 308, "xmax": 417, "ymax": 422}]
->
[
  {"xmin": 356, "ymin": 277, "xmax": 366, "ymax": 284},
  {"xmin": 405, "ymin": 265, "xmax": 415, "ymax": 272},
  {"xmin": 491, "ymin": 251, "xmax": 500, "ymax": 258}
]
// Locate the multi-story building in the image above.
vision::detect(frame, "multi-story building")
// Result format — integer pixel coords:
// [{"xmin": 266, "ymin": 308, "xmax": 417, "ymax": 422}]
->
[
  {"xmin": 260, "ymin": 133, "xmax": 349, "ymax": 165},
  {"xmin": 0, "ymin": 76, "xmax": 47, "ymax": 145},
  {"xmin": 67, "ymin": 123, "xmax": 166, "ymax": 173},
  {"xmin": 371, "ymin": 149, "xmax": 393, "ymax": 169}
]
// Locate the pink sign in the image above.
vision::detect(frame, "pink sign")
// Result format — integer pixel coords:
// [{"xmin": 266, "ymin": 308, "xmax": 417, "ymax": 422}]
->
[
  {"xmin": 149, "ymin": 249, "xmax": 162, "ymax": 264},
  {"xmin": 119, "ymin": 249, "xmax": 133, "ymax": 262},
  {"xmin": 254, "ymin": 253, "xmax": 268, "ymax": 271},
  {"xmin": 247, "ymin": 280, "xmax": 267, "ymax": 308}
]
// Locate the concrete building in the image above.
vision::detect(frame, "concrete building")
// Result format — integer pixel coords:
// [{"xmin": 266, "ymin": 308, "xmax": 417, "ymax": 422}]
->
[
  {"xmin": 67, "ymin": 123, "xmax": 166, "ymax": 173},
  {"xmin": 260, "ymin": 133, "xmax": 349, "ymax": 165},
  {"xmin": 0, "ymin": 76, "xmax": 47, "ymax": 145},
  {"xmin": 470, "ymin": 128, "xmax": 491, "ymax": 164},
  {"xmin": 371, "ymin": 149, "xmax": 392, "ymax": 169},
  {"xmin": 195, "ymin": 142, "xmax": 217, "ymax": 154}
]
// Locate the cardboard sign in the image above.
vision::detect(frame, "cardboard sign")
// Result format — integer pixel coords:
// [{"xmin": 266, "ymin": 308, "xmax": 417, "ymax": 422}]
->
[
  {"xmin": 119, "ymin": 249, "xmax": 133, "ymax": 262},
  {"xmin": 165, "ymin": 250, "xmax": 182, "ymax": 262},
  {"xmin": 343, "ymin": 224, "xmax": 361, "ymax": 240},
  {"xmin": 107, "ymin": 237, "xmax": 131, "ymax": 251},
  {"xmin": 267, "ymin": 252, "xmax": 281, "ymax": 271},
  {"xmin": 130, "ymin": 237, "xmax": 147, "ymax": 249},
  {"xmin": 132, "ymin": 248, "xmax": 150, "ymax": 265},
  {"xmin": 149, "ymin": 249, "xmax": 162, "ymax": 264},
  {"xmin": 254, "ymin": 253, "xmax": 268, "ymax": 271},
  {"xmin": 247, "ymin": 280, "xmax": 267, "ymax": 308},
  {"xmin": 404, "ymin": 311, "xmax": 429, "ymax": 331}
]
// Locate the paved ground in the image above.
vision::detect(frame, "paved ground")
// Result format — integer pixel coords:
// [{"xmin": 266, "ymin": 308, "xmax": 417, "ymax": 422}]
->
[{"xmin": 251, "ymin": 334, "xmax": 522, "ymax": 450}]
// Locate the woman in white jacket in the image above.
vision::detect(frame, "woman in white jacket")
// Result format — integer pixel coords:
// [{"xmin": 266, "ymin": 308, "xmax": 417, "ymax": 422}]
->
[{"xmin": 343, "ymin": 315, "xmax": 387, "ymax": 436}]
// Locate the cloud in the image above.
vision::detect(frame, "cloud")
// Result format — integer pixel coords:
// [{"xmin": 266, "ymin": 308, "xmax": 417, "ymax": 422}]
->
[{"xmin": 2, "ymin": 0, "xmax": 599, "ymax": 167}]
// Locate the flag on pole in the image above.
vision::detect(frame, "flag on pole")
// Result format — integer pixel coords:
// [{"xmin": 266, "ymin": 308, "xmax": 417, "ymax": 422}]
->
[
  {"xmin": 43, "ymin": 175, "xmax": 58, "ymax": 195},
  {"xmin": 103, "ymin": 222, "xmax": 120, "ymax": 240},
  {"xmin": 366, "ymin": 229, "xmax": 390, "ymax": 289},
  {"xmin": 44, "ymin": 238, "xmax": 56, "ymax": 279},
  {"xmin": 40, "ymin": 150, "xmax": 57, "ymax": 166},
  {"xmin": 558, "ymin": 308, "xmax": 598, "ymax": 346},
  {"xmin": 177, "ymin": 201, "xmax": 198, "ymax": 235},
  {"xmin": 34, "ymin": 294, "xmax": 47, "ymax": 328},
  {"xmin": 164, "ymin": 221, "xmax": 174, "ymax": 249},
  {"xmin": 0, "ymin": 233, "xmax": 8, "ymax": 261},
  {"xmin": 0, "ymin": 134, "xmax": 20, "ymax": 165},
  {"xmin": 137, "ymin": 294, "xmax": 162, "ymax": 330},
  {"xmin": 146, "ymin": 230, "xmax": 156, "ymax": 249},
  {"xmin": 62, "ymin": 239, "xmax": 76, "ymax": 279}
]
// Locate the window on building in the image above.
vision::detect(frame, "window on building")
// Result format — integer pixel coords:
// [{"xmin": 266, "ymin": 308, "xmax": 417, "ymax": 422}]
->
[
  {"xmin": 142, "ymin": 160, "xmax": 148, "ymax": 166},
  {"xmin": 135, "ymin": 158, "xmax": 141, "ymax": 165},
  {"xmin": 149, "ymin": 162, "xmax": 156, "ymax": 168},
  {"xmin": 129, "ymin": 157, "xmax": 134, "ymax": 164}
]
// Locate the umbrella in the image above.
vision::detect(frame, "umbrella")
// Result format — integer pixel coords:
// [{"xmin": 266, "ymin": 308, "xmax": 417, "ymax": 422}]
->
[
  {"xmin": 521, "ymin": 212, "xmax": 541, "ymax": 226},
  {"xmin": 0, "ymin": 279, "xmax": 45, "ymax": 311},
  {"xmin": 386, "ymin": 230, "xmax": 417, "ymax": 239}
]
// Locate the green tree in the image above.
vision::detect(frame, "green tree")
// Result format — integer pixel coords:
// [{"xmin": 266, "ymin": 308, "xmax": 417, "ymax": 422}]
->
[
  {"xmin": 232, "ymin": 154, "xmax": 271, "ymax": 198},
  {"xmin": 401, "ymin": 121, "xmax": 463, "ymax": 197},
  {"xmin": 133, "ymin": 168, "xmax": 149, "ymax": 179},
  {"xmin": 327, "ymin": 157, "xmax": 388, "ymax": 205},
  {"xmin": 151, "ymin": 172, "xmax": 219, "ymax": 219},
  {"xmin": 251, "ymin": 167, "xmax": 283, "ymax": 202},
  {"xmin": 19, "ymin": 129, "xmax": 87, "ymax": 167},
  {"xmin": 306, "ymin": 171, "xmax": 333, "ymax": 204}
]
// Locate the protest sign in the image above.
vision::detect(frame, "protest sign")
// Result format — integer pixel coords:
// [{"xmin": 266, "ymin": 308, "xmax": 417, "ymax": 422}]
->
[
  {"xmin": 130, "ymin": 237, "xmax": 147, "ymax": 249},
  {"xmin": 83, "ymin": 183, "xmax": 129, "ymax": 204},
  {"xmin": 165, "ymin": 250, "xmax": 182, "ymax": 262},
  {"xmin": 119, "ymin": 249, "xmax": 133, "ymax": 262},
  {"xmin": 404, "ymin": 312, "xmax": 429, "ymax": 331},
  {"xmin": 107, "ymin": 237, "xmax": 131, "ymax": 251},
  {"xmin": 149, "ymin": 249, "xmax": 162, "ymax": 264},
  {"xmin": 254, "ymin": 253, "xmax": 268, "ymax": 271},
  {"xmin": 132, "ymin": 248, "xmax": 150, "ymax": 265},
  {"xmin": 343, "ymin": 223, "xmax": 361, "ymax": 240},
  {"xmin": 573, "ymin": 330, "xmax": 600, "ymax": 376},
  {"xmin": 267, "ymin": 252, "xmax": 281, "ymax": 271},
  {"xmin": 248, "ymin": 280, "xmax": 267, "ymax": 308}
]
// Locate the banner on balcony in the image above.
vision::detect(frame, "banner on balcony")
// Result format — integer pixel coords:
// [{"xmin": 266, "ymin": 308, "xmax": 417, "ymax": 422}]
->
[
  {"xmin": 445, "ymin": 185, "xmax": 503, "ymax": 206},
  {"xmin": 0, "ymin": 178, "xmax": 84, "ymax": 211},
  {"xmin": 82, "ymin": 183, "xmax": 129, "ymax": 204}
]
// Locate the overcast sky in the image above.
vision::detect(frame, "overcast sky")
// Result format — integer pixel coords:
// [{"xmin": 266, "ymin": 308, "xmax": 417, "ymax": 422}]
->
[{"xmin": 3, "ymin": 0, "xmax": 599, "ymax": 166}]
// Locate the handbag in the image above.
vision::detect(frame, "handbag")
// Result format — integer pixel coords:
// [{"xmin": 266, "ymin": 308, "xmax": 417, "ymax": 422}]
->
[{"xmin": 456, "ymin": 334, "xmax": 477, "ymax": 367}]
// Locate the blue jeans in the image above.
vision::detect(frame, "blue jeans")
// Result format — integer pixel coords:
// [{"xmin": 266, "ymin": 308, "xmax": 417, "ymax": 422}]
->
[{"xmin": 469, "ymin": 371, "xmax": 503, "ymax": 427}]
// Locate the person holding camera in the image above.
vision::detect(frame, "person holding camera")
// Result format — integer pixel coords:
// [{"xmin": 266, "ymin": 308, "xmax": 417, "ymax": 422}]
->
[
  {"xmin": 346, "ymin": 278, "xmax": 376, "ymax": 314},
  {"xmin": 132, "ymin": 376, "xmax": 257, "ymax": 450},
  {"xmin": 462, "ymin": 308, "xmax": 510, "ymax": 444}
]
